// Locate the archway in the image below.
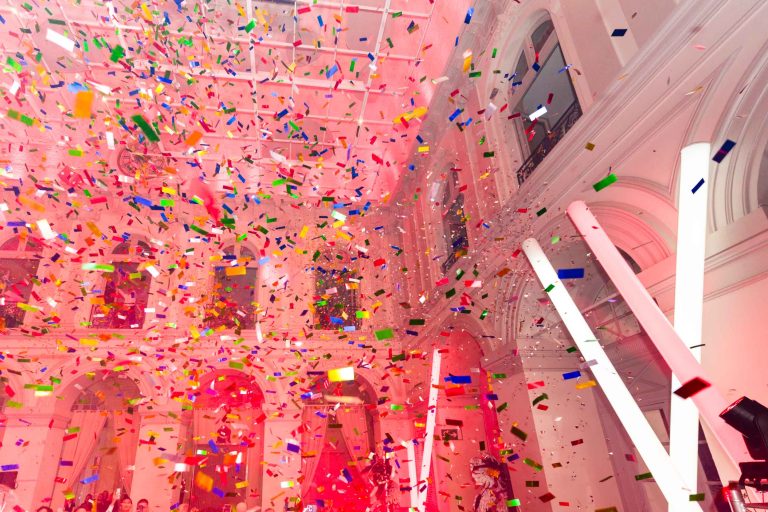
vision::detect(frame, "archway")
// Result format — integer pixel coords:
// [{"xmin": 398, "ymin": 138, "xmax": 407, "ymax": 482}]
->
[
  {"xmin": 182, "ymin": 370, "xmax": 265, "ymax": 511},
  {"xmin": 300, "ymin": 373, "xmax": 381, "ymax": 512},
  {"xmin": 51, "ymin": 373, "xmax": 143, "ymax": 511}
]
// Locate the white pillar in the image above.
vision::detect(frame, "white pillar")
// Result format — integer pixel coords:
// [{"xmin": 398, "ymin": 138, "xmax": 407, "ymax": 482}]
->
[
  {"xmin": 669, "ymin": 142, "xmax": 711, "ymax": 510},
  {"xmin": 131, "ymin": 407, "xmax": 187, "ymax": 512},
  {"xmin": 0, "ymin": 410, "xmax": 68, "ymax": 510},
  {"xmin": 260, "ymin": 413, "xmax": 302, "ymax": 512}
]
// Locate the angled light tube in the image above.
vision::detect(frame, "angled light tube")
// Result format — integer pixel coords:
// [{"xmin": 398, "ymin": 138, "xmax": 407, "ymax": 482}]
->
[
  {"xmin": 566, "ymin": 200, "xmax": 751, "ymax": 470},
  {"xmin": 669, "ymin": 142, "xmax": 710, "ymax": 510},
  {"xmin": 523, "ymin": 238, "xmax": 702, "ymax": 509},
  {"xmin": 418, "ymin": 348, "xmax": 442, "ymax": 511}
]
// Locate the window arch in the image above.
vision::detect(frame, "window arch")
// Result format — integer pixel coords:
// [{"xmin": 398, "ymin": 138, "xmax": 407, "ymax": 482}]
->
[
  {"xmin": 509, "ymin": 15, "xmax": 582, "ymax": 185},
  {"xmin": 89, "ymin": 238, "xmax": 153, "ymax": 329},
  {"xmin": 205, "ymin": 244, "xmax": 258, "ymax": 332},
  {"xmin": 0, "ymin": 235, "xmax": 42, "ymax": 329},
  {"xmin": 439, "ymin": 168, "xmax": 469, "ymax": 273},
  {"xmin": 313, "ymin": 250, "xmax": 362, "ymax": 331}
]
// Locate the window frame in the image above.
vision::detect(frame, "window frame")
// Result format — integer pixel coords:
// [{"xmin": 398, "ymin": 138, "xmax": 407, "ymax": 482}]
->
[{"xmin": 0, "ymin": 235, "xmax": 42, "ymax": 329}]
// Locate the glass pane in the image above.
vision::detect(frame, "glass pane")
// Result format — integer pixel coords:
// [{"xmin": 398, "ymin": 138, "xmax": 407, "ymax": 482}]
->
[
  {"xmin": 531, "ymin": 19, "xmax": 555, "ymax": 53},
  {"xmin": 207, "ymin": 267, "xmax": 258, "ymax": 330},
  {"xmin": 314, "ymin": 268, "xmax": 361, "ymax": 330},
  {"xmin": 90, "ymin": 262, "xmax": 150, "ymax": 329},
  {"xmin": 0, "ymin": 258, "xmax": 40, "ymax": 328},
  {"xmin": 514, "ymin": 50, "xmax": 528, "ymax": 80}
]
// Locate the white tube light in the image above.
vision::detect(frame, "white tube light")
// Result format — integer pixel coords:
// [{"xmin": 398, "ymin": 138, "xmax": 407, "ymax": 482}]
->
[
  {"xmin": 669, "ymin": 143, "xmax": 710, "ymax": 510},
  {"xmin": 418, "ymin": 348, "xmax": 442, "ymax": 511},
  {"xmin": 522, "ymin": 238, "xmax": 702, "ymax": 509},
  {"xmin": 566, "ymin": 200, "xmax": 751, "ymax": 471}
]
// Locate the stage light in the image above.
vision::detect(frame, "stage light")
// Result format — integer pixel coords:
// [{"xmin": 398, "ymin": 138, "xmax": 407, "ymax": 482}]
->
[{"xmin": 720, "ymin": 397, "xmax": 768, "ymax": 460}]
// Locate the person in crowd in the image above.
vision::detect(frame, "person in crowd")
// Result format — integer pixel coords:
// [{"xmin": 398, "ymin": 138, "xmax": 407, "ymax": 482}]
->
[
  {"xmin": 36, "ymin": 507, "xmax": 53, "ymax": 512},
  {"xmin": 116, "ymin": 496, "xmax": 132, "ymax": 512},
  {"xmin": 73, "ymin": 505, "xmax": 89, "ymax": 512},
  {"xmin": 96, "ymin": 492, "xmax": 113, "ymax": 512},
  {"xmin": 136, "ymin": 500, "xmax": 148, "ymax": 512}
]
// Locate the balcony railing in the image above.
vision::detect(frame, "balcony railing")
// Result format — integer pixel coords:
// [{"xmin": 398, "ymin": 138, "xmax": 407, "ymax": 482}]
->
[{"xmin": 516, "ymin": 100, "xmax": 583, "ymax": 185}]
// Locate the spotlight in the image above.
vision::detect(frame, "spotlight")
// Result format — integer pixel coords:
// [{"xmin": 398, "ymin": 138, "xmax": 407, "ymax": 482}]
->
[{"xmin": 720, "ymin": 397, "xmax": 768, "ymax": 461}]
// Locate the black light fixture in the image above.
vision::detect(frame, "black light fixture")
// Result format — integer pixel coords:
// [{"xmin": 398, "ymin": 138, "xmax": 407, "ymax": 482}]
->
[{"xmin": 720, "ymin": 396, "xmax": 768, "ymax": 461}]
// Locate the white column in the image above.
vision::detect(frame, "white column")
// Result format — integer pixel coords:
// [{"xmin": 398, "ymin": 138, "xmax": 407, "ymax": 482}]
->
[
  {"xmin": 0, "ymin": 411, "xmax": 68, "ymax": 510},
  {"xmin": 522, "ymin": 238, "xmax": 702, "ymax": 509},
  {"xmin": 131, "ymin": 407, "xmax": 186, "ymax": 512},
  {"xmin": 260, "ymin": 413, "xmax": 302, "ymax": 512},
  {"xmin": 669, "ymin": 142, "xmax": 710, "ymax": 510}
]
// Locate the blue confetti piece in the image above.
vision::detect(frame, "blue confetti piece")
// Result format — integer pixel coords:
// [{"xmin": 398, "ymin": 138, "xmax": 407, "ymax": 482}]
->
[
  {"xmin": 464, "ymin": 7, "xmax": 474, "ymax": 24},
  {"xmin": 80, "ymin": 474, "xmax": 99, "ymax": 484},
  {"xmin": 557, "ymin": 268, "xmax": 585, "ymax": 279},
  {"xmin": 713, "ymin": 139, "xmax": 736, "ymax": 163},
  {"xmin": 208, "ymin": 439, "xmax": 219, "ymax": 454},
  {"xmin": 562, "ymin": 370, "xmax": 581, "ymax": 380},
  {"xmin": 445, "ymin": 375, "xmax": 472, "ymax": 384},
  {"xmin": 611, "ymin": 28, "xmax": 628, "ymax": 37},
  {"xmin": 691, "ymin": 178, "xmax": 705, "ymax": 194}
]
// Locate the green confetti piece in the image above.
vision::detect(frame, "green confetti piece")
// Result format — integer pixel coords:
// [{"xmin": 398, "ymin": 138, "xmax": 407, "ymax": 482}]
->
[
  {"xmin": 544, "ymin": 284, "xmax": 555, "ymax": 293},
  {"xmin": 374, "ymin": 328, "xmax": 394, "ymax": 341},
  {"xmin": 390, "ymin": 404, "xmax": 403, "ymax": 411},
  {"xmin": 536, "ymin": 207, "xmax": 547, "ymax": 216},
  {"xmin": 483, "ymin": 151, "xmax": 494, "ymax": 158},
  {"xmin": 593, "ymin": 173, "xmax": 617, "ymax": 192},
  {"xmin": 491, "ymin": 373, "xmax": 506, "ymax": 379},
  {"xmin": 110, "ymin": 45, "xmax": 125, "ymax": 62},
  {"xmin": 634, "ymin": 472, "xmax": 653, "ymax": 481},
  {"xmin": 511, "ymin": 426, "xmax": 528, "ymax": 441},
  {"xmin": 244, "ymin": 19, "xmax": 256, "ymax": 33},
  {"xmin": 189, "ymin": 224, "xmax": 209, "ymax": 236},
  {"xmin": 408, "ymin": 319, "xmax": 425, "ymax": 325},
  {"xmin": 506, "ymin": 499, "xmax": 520, "ymax": 507},
  {"xmin": 532, "ymin": 393, "xmax": 548, "ymax": 405},
  {"xmin": 82, "ymin": 263, "xmax": 115, "ymax": 272},
  {"xmin": 6, "ymin": 400, "xmax": 23, "ymax": 409},
  {"xmin": 689, "ymin": 493, "xmax": 705, "ymax": 501},
  {"xmin": 228, "ymin": 361, "xmax": 244, "ymax": 369},
  {"xmin": 523, "ymin": 458, "xmax": 543, "ymax": 471},
  {"xmin": 68, "ymin": 149, "xmax": 83, "ymax": 157},
  {"xmin": 159, "ymin": 199, "xmax": 175, "ymax": 207},
  {"xmin": 131, "ymin": 114, "xmax": 160, "ymax": 142}
]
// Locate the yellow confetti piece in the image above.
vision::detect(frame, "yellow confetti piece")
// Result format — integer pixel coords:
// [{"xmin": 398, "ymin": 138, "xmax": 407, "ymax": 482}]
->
[
  {"xmin": 73, "ymin": 91, "xmax": 94, "ymax": 118},
  {"xmin": 575, "ymin": 380, "xmax": 597, "ymax": 390},
  {"xmin": 299, "ymin": 225, "xmax": 309, "ymax": 238},
  {"xmin": 328, "ymin": 367, "xmax": 355, "ymax": 382},
  {"xmin": 225, "ymin": 266, "xmax": 247, "ymax": 277}
]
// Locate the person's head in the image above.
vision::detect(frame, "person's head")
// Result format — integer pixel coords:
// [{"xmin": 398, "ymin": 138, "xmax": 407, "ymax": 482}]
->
[
  {"xmin": 136, "ymin": 500, "xmax": 148, "ymax": 512},
  {"xmin": 37, "ymin": 507, "xmax": 54, "ymax": 512},
  {"xmin": 118, "ymin": 497, "xmax": 133, "ymax": 512},
  {"xmin": 234, "ymin": 503, "xmax": 246, "ymax": 512},
  {"xmin": 74, "ymin": 506, "xmax": 88, "ymax": 512}
]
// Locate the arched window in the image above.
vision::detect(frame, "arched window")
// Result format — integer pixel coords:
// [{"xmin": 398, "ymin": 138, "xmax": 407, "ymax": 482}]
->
[
  {"xmin": 313, "ymin": 251, "xmax": 362, "ymax": 331},
  {"xmin": 440, "ymin": 169, "xmax": 468, "ymax": 273},
  {"xmin": 301, "ymin": 375, "xmax": 380, "ymax": 510},
  {"xmin": 90, "ymin": 239, "xmax": 153, "ymax": 329},
  {"xmin": 51, "ymin": 375, "xmax": 142, "ymax": 509},
  {"xmin": 0, "ymin": 235, "xmax": 42, "ymax": 329},
  {"xmin": 205, "ymin": 244, "xmax": 258, "ymax": 332},
  {"xmin": 510, "ymin": 16, "xmax": 582, "ymax": 184}
]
